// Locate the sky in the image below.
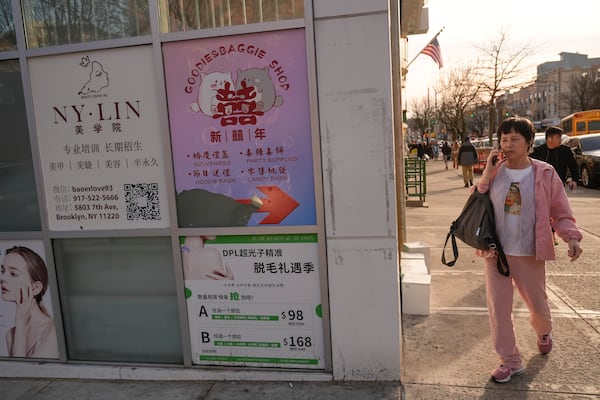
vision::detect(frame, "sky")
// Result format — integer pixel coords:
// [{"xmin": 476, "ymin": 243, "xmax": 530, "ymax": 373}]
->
[{"xmin": 405, "ymin": 0, "xmax": 600, "ymax": 113}]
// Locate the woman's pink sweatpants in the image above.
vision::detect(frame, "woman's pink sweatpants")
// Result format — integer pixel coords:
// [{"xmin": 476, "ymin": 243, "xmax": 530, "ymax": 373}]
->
[{"xmin": 484, "ymin": 255, "xmax": 552, "ymax": 368}]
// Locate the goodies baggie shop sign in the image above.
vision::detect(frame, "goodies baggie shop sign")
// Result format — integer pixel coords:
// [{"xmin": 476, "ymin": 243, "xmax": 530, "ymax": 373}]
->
[{"xmin": 163, "ymin": 29, "xmax": 317, "ymax": 228}]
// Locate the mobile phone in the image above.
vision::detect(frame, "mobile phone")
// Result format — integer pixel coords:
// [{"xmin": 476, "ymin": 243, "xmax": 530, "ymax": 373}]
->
[{"xmin": 491, "ymin": 144, "xmax": 501, "ymax": 166}]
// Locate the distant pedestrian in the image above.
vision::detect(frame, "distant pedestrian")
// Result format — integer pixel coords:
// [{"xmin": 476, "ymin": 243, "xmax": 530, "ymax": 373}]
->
[
  {"xmin": 408, "ymin": 141, "xmax": 418, "ymax": 158},
  {"xmin": 451, "ymin": 141, "xmax": 460, "ymax": 169},
  {"xmin": 416, "ymin": 142, "xmax": 425, "ymax": 159},
  {"xmin": 530, "ymin": 126, "xmax": 580, "ymax": 244},
  {"xmin": 431, "ymin": 140, "xmax": 439, "ymax": 160},
  {"xmin": 441, "ymin": 141, "xmax": 452, "ymax": 169},
  {"xmin": 424, "ymin": 141, "xmax": 433, "ymax": 160},
  {"xmin": 530, "ymin": 126, "xmax": 579, "ymax": 190},
  {"xmin": 457, "ymin": 136, "xmax": 478, "ymax": 187},
  {"xmin": 477, "ymin": 116, "xmax": 583, "ymax": 383}
]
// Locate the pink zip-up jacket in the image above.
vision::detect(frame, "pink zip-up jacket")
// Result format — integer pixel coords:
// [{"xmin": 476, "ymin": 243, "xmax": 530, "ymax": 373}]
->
[{"xmin": 475, "ymin": 158, "xmax": 582, "ymax": 261}]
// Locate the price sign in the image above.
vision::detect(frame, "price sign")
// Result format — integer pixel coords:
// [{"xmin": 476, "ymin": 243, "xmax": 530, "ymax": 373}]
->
[
  {"xmin": 183, "ymin": 234, "xmax": 325, "ymax": 369},
  {"xmin": 282, "ymin": 336, "xmax": 312, "ymax": 348},
  {"xmin": 280, "ymin": 310, "xmax": 304, "ymax": 321}
]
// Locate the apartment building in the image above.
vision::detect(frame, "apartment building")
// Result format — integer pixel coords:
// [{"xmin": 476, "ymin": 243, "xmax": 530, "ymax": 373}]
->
[{"xmin": 501, "ymin": 52, "xmax": 600, "ymax": 128}]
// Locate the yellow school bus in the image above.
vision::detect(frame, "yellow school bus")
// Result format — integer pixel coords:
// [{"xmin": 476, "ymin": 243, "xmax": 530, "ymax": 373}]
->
[{"xmin": 561, "ymin": 109, "xmax": 600, "ymax": 136}]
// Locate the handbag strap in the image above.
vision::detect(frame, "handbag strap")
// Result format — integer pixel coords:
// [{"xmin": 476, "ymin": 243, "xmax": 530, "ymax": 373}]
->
[
  {"xmin": 482, "ymin": 189, "xmax": 511, "ymax": 276},
  {"xmin": 441, "ymin": 225, "xmax": 458, "ymax": 267},
  {"xmin": 442, "ymin": 228, "xmax": 510, "ymax": 276},
  {"xmin": 489, "ymin": 236, "xmax": 510, "ymax": 276}
]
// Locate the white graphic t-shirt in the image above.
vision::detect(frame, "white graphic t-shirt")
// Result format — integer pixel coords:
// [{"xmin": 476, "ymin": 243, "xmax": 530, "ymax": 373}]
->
[{"xmin": 503, "ymin": 166, "xmax": 533, "ymax": 256}]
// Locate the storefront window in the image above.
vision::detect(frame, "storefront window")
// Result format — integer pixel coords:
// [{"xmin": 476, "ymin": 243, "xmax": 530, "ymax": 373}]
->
[
  {"xmin": 20, "ymin": 0, "xmax": 151, "ymax": 49},
  {"xmin": 53, "ymin": 237, "xmax": 183, "ymax": 364},
  {"xmin": 0, "ymin": 0, "xmax": 16, "ymax": 51},
  {"xmin": 159, "ymin": 0, "xmax": 303, "ymax": 33},
  {"xmin": 0, "ymin": 60, "xmax": 41, "ymax": 231}
]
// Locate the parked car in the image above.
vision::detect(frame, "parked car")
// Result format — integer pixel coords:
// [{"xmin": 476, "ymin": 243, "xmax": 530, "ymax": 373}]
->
[
  {"xmin": 472, "ymin": 136, "xmax": 498, "ymax": 149},
  {"xmin": 565, "ymin": 133, "xmax": 600, "ymax": 188}
]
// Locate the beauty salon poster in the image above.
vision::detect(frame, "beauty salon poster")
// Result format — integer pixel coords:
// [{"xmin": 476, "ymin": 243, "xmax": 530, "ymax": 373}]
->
[
  {"xmin": 28, "ymin": 46, "xmax": 170, "ymax": 231},
  {"xmin": 163, "ymin": 29, "xmax": 316, "ymax": 227},
  {"xmin": 0, "ymin": 240, "xmax": 59, "ymax": 359},
  {"xmin": 181, "ymin": 234, "xmax": 324, "ymax": 368}
]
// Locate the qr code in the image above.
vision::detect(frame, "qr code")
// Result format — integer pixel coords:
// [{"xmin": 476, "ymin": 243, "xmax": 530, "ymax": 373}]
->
[{"xmin": 124, "ymin": 183, "xmax": 161, "ymax": 221}]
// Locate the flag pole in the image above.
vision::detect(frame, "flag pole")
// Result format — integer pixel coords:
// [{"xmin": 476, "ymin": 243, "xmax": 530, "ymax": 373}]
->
[{"xmin": 406, "ymin": 26, "xmax": 445, "ymax": 69}]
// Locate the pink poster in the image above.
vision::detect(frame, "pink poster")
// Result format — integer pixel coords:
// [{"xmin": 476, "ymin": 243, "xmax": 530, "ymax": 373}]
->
[{"xmin": 163, "ymin": 29, "xmax": 316, "ymax": 227}]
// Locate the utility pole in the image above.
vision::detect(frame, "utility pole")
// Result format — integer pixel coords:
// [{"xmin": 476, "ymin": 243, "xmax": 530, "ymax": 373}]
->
[{"xmin": 427, "ymin": 87, "xmax": 431, "ymax": 138}]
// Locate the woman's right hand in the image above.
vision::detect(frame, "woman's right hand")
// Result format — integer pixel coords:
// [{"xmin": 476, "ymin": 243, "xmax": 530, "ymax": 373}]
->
[
  {"xmin": 15, "ymin": 282, "xmax": 36, "ymax": 325},
  {"xmin": 486, "ymin": 148, "xmax": 502, "ymax": 170},
  {"xmin": 11, "ymin": 282, "xmax": 35, "ymax": 357}
]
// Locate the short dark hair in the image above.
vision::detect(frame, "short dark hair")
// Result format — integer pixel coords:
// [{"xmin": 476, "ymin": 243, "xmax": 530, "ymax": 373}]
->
[
  {"xmin": 545, "ymin": 126, "xmax": 563, "ymax": 139},
  {"xmin": 496, "ymin": 116, "xmax": 535, "ymax": 144}
]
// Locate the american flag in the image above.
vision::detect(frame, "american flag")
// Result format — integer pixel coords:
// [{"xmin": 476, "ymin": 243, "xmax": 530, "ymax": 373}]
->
[{"xmin": 421, "ymin": 37, "xmax": 443, "ymax": 69}]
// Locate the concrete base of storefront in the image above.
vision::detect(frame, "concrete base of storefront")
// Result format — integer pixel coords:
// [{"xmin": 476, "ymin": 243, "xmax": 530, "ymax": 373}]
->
[{"xmin": 0, "ymin": 360, "xmax": 333, "ymax": 382}]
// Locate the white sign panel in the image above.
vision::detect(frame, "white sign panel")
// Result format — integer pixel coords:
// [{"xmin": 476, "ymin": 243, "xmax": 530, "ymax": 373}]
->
[
  {"xmin": 29, "ymin": 46, "xmax": 169, "ymax": 230},
  {"xmin": 181, "ymin": 234, "xmax": 324, "ymax": 368}
]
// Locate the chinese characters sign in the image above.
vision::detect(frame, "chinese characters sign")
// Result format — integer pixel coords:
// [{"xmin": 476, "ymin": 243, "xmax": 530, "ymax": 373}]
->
[
  {"xmin": 181, "ymin": 234, "xmax": 324, "ymax": 368},
  {"xmin": 163, "ymin": 29, "xmax": 316, "ymax": 227},
  {"xmin": 28, "ymin": 46, "xmax": 170, "ymax": 230}
]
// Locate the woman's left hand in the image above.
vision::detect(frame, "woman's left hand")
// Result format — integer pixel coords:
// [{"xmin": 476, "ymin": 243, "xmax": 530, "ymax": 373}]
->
[{"xmin": 567, "ymin": 239, "xmax": 583, "ymax": 261}]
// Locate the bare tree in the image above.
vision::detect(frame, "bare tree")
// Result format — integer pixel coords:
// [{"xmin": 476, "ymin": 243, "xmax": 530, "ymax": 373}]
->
[
  {"xmin": 562, "ymin": 69, "xmax": 600, "ymax": 113},
  {"xmin": 473, "ymin": 29, "xmax": 535, "ymax": 139},
  {"xmin": 467, "ymin": 103, "xmax": 488, "ymax": 136},
  {"xmin": 408, "ymin": 96, "xmax": 436, "ymax": 137},
  {"xmin": 436, "ymin": 65, "xmax": 481, "ymax": 141}
]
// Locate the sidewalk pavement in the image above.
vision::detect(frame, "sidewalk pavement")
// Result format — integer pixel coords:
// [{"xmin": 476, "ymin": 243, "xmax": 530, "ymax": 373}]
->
[
  {"xmin": 1, "ymin": 158, "xmax": 599, "ymax": 399},
  {"xmin": 402, "ymin": 158, "xmax": 600, "ymax": 399}
]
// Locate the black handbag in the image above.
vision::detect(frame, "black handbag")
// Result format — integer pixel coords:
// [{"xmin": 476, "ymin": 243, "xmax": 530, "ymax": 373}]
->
[{"xmin": 441, "ymin": 187, "xmax": 510, "ymax": 276}]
